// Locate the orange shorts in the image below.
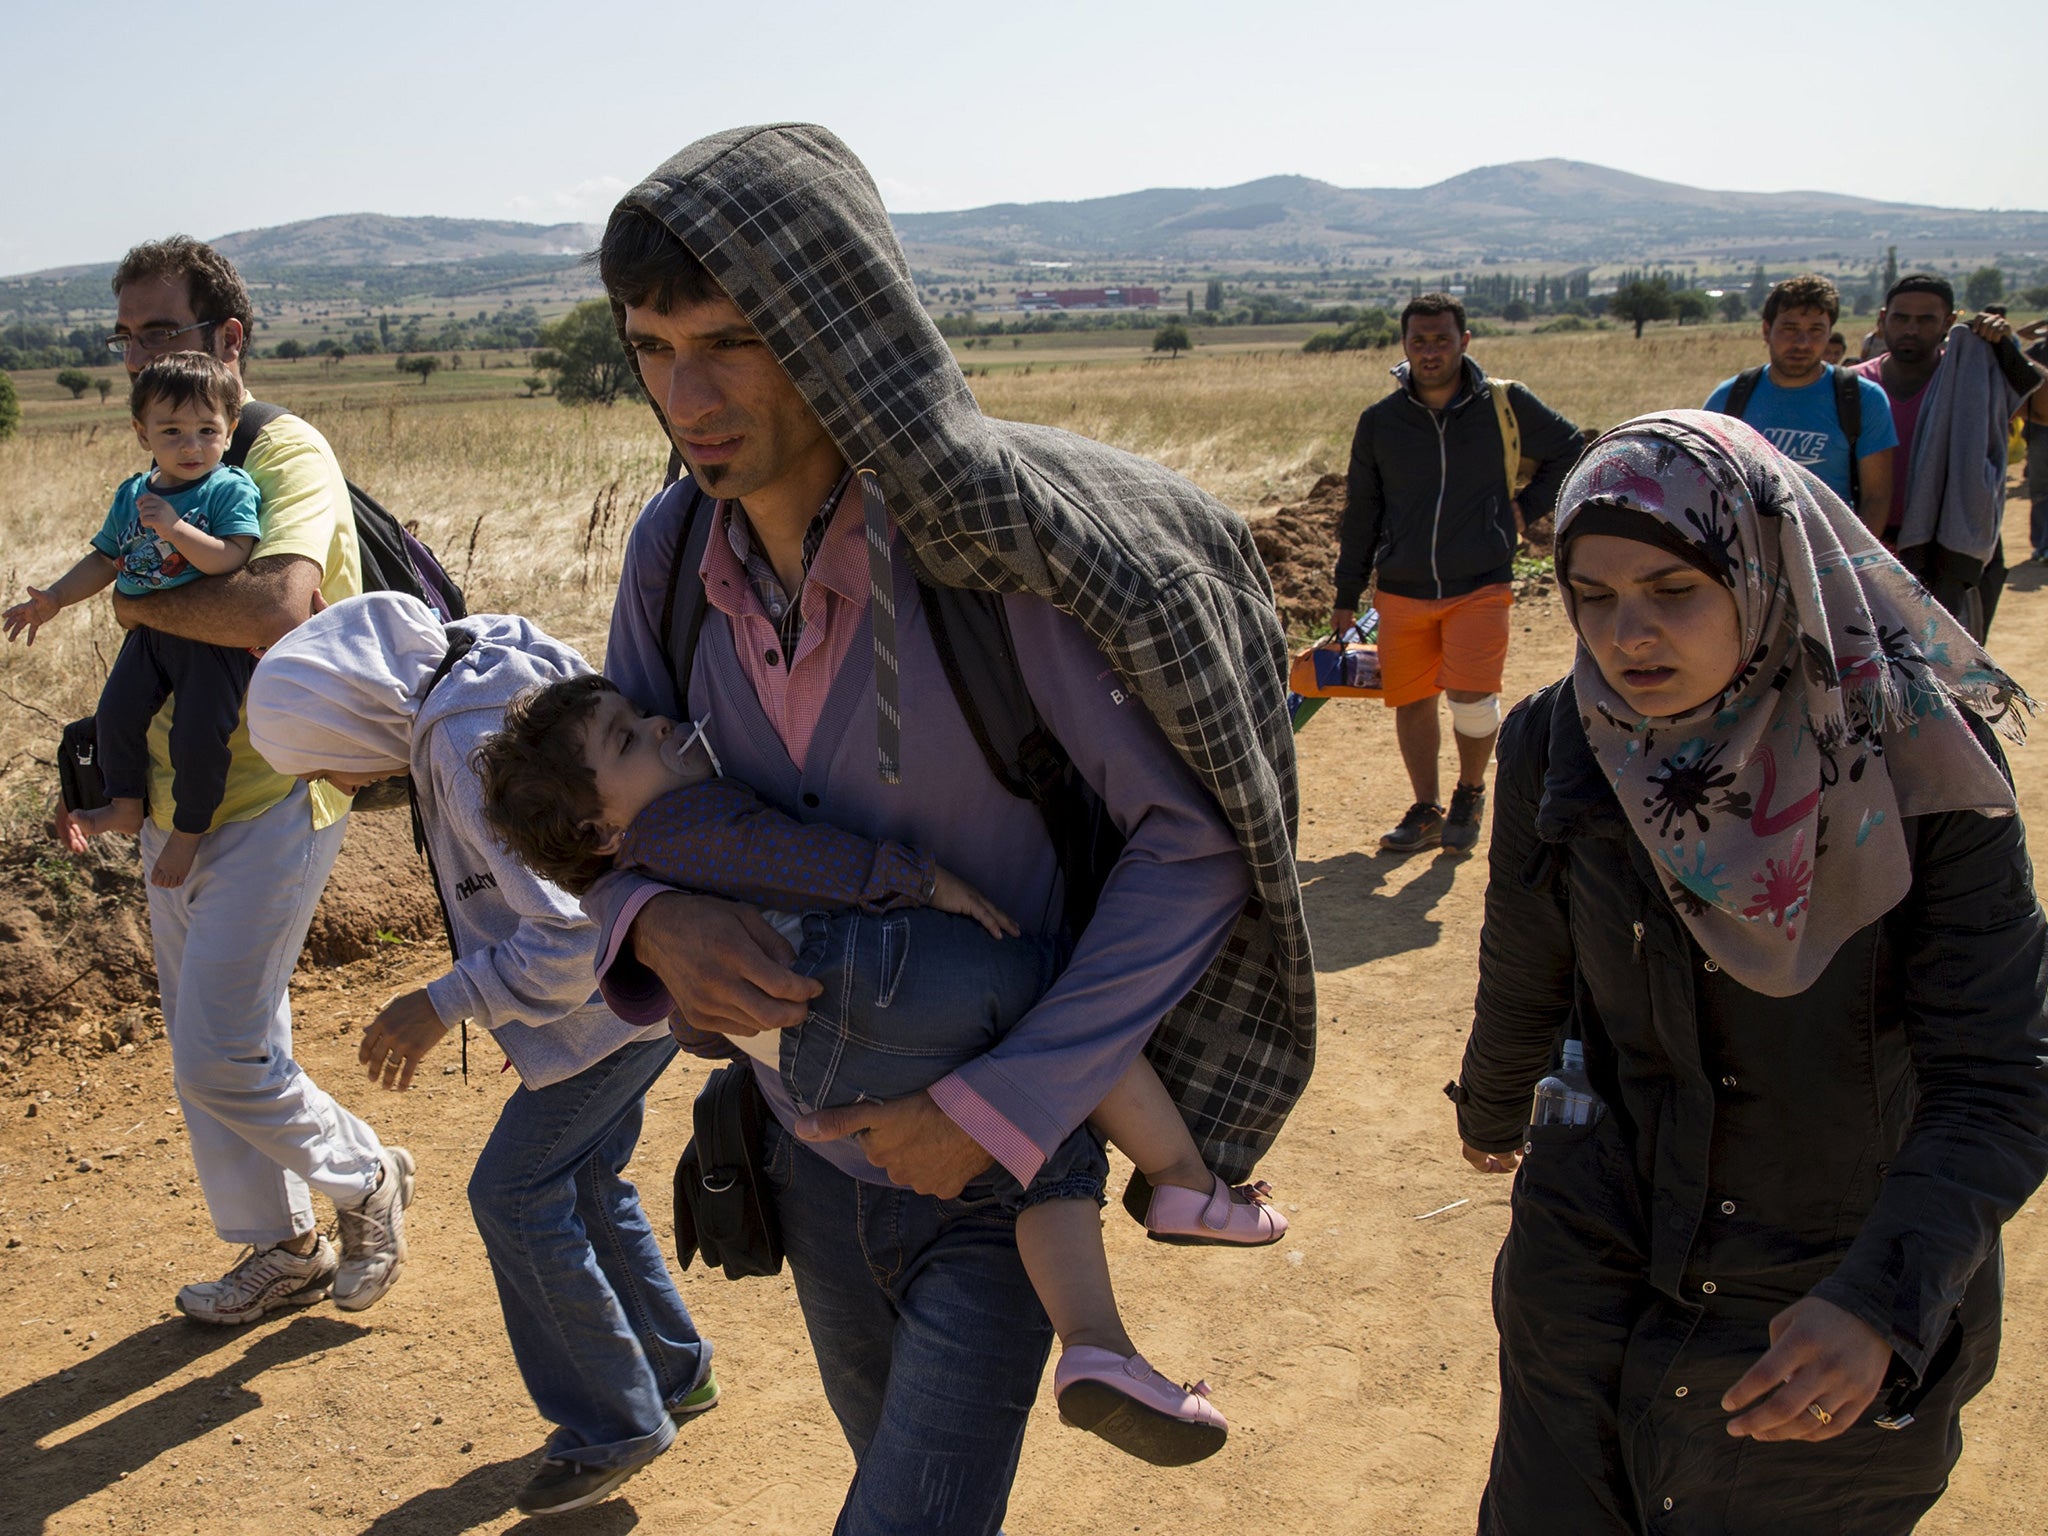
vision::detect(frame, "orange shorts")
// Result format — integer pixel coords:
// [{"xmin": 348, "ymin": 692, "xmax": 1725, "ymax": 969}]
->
[{"xmin": 1374, "ymin": 584, "xmax": 1514, "ymax": 708}]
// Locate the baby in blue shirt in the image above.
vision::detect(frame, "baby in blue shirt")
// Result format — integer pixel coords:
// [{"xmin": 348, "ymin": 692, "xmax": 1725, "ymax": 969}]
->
[{"xmin": 3, "ymin": 352, "xmax": 262, "ymax": 886}]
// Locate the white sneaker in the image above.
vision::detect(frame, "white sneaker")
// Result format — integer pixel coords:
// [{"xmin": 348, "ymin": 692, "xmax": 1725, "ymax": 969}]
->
[
  {"xmin": 333, "ymin": 1146, "xmax": 416, "ymax": 1312},
  {"xmin": 176, "ymin": 1236, "xmax": 338, "ymax": 1325}
]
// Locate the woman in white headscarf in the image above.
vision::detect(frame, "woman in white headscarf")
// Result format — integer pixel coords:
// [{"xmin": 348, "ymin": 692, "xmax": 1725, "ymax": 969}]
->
[
  {"xmin": 1447, "ymin": 412, "xmax": 2048, "ymax": 1533},
  {"xmin": 247, "ymin": 592, "xmax": 718, "ymax": 1513}
]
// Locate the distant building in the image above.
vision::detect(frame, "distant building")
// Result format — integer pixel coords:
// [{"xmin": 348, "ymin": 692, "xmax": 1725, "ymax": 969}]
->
[{"xmin": 1014, "ymin": 286, "xmax": 1162, "ymax": 312}]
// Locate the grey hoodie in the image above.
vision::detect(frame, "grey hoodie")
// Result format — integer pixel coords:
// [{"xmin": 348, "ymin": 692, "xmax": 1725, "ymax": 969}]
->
[
  {"xmin": 1898, "ymin": 323, "xmax": 2038, "ymax": 568},
  {"xmin": 412, "ymin": 616, "xmax": 670, "ymax": 1088},
  {"xmin": 604, "ymin": 124, "xmax": 1314, "ymax": 1179}
]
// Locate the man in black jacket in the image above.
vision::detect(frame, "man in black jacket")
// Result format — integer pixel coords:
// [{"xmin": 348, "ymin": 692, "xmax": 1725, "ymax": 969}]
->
[{"xmin": 1329, "ymin": 294, "xmax": 1581, "ymax": 852}]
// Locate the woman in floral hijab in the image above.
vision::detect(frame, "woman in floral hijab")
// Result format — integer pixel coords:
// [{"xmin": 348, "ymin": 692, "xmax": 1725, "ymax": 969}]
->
[{"xmin": 1449, "ymin": 411, "xmax": 2048, "ymax": 1533}]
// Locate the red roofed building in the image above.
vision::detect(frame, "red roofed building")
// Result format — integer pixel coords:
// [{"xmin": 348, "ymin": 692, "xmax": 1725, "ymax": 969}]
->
[{"xmin": 1014, "ymin": 286, "xmax": 1162, "ymax": 312}]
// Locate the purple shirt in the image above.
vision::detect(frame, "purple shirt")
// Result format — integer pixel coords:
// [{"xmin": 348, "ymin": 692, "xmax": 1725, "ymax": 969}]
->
[
  {"xmin": 618, "ymin": 780, "xmax": 932, "ymax": 911},
  {"xmin": 1848, "ymin": 356, "xmax": 1930, "ymax": 537},
  {"xmin": 591, "ymin": 478, "xmax": 1250, "ymax": 1187}
]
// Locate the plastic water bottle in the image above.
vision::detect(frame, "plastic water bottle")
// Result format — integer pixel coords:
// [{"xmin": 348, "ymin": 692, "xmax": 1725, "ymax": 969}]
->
[
  {"xmin": 1529, "ymin": 1037, "xmax": 1606, "ymax": 1127},
  {"xmin": 1340, "ymin": 649, "xmax": 1380, "ymax": 690}
]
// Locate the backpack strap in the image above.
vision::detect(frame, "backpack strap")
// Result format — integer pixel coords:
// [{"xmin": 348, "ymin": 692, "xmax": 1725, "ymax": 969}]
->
[
  {"xmin": 658, "ymin": 488, "xmax": 713, "ymax": 718},
  {"xmin": 1488, "ymin": 377, "xmax": 1522, "ymax": 499},
  {"xmin": 406, "ymin": 627, "xmax": 480, "ymax": 1077},
  {"xmin": 1832, "ymin": 366, "xmax": 1863, "ymax": 511},
  {"xmin": 918, "ymin": 580, "xmax": 1125, "ymax": 935},
  {"xmin": 224, "ymin": 399, "xmax": 288, "ymax": 470},
  {"xmin": 1721, "ymin": 366, "xmax": 1765, "ymax": 421}
]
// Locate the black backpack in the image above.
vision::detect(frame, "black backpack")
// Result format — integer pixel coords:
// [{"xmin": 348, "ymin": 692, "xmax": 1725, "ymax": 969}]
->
[
  {"xmin": 655, "ymin": 484, "xmax": 1125, "ymax": 936},
  {"xmin": 227, "ymin": 400, "xmax": 467, "ymax": 622},
  {"xmin": 1719, "ymin": 365, "xmax": 1865, "ymax": 510}
]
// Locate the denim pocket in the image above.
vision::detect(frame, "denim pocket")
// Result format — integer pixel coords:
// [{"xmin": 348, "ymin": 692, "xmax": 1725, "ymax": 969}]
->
[
  {"xmin": 872, "ymin": 913, "xmax": 910, "ymax": 1009},
  {"xmin": 761, "ymin": 1113, "xmax": 795, "ymax": 1196}
]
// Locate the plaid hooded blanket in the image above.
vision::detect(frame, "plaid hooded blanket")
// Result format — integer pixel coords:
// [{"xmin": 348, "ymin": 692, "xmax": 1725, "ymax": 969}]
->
[{"xmin": 609, "ymin": 124, "xmax": 1315, "ymax": 1180}]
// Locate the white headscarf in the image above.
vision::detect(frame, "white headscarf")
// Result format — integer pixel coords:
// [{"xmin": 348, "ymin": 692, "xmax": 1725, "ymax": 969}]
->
[{"xmin": 247, "ymin": 592, "xmax": 450, "ymax": 778}]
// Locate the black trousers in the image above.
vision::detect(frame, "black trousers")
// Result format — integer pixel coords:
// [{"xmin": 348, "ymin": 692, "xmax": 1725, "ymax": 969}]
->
[
  {"xmin": 96, "ymin": 627, "xmax": 258, "ymax": 834},
  {"xmin": 1480, "ymin": 1116, "xmax": 1997, "ymax": 1536}
]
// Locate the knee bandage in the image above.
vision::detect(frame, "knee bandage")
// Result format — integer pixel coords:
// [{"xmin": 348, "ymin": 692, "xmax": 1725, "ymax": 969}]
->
[{"xmin": 1448, "ymin": 694, "xmax": 1502, "ymax": 738}]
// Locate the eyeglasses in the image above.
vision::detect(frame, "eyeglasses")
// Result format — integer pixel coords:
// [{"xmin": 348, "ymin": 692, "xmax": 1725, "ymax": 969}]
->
[{"xmin": 103, "ymin": 320, "xmax": 215, "ymax": 357}]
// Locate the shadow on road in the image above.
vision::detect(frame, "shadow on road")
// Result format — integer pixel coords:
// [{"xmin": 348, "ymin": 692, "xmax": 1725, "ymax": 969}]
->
[
  {"xmin": 355, "ymin": 1451, "xmax": 646, "ymax": 1535},
  {"xmin": 1299, "ymin": 847, "xmax": 1463, "ymax": 972},
  {"xmin": 5, "ymin": 1312, "xmax": 370, "ymax": 1532}
]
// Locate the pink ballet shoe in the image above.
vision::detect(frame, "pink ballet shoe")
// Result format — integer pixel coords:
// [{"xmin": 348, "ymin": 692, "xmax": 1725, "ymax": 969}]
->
[
  {"xmin": 1141, "ymin": 1174, "xmax": 1288, "ymax": 1246},
  {"xmin": 1053, "ymin": 1346, "xmax": 1228, "ymax": 1465}
]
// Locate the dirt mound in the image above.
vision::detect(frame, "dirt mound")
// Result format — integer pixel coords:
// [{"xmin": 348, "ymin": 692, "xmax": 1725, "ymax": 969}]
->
[
  {"xmin": 0, "ymin": 807, "xmax": 444, "ymax": 1063},
  {"xmin": 1249, "ymin": 472, "xmax": 1348, "ymax": 638},
  {"xmin": 1247, "ymin": 474, "xmax": 1558, "ymax": 642}
]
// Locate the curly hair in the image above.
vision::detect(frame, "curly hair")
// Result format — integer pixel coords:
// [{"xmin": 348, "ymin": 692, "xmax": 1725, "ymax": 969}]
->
[
  {"xmin": 1762, "ymin": 274, "xmax": 1840, "ymax": 326},
  {"xmin": 471, "ymin": 675, "xmax": 620, "ymax": 895},
  {"xmin": 129, "ymin": 350, "xmax": 243, "ymax": 426},
  {"xmin": 112, "ymin": 236, "xmax": 256, "ymax": 345}
]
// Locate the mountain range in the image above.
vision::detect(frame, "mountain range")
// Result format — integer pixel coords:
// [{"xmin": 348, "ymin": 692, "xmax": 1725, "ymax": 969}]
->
[
  {"xmin": 6, "ymin": 161, "xmax": 2042, "ymax": 303},
  {"xmin": 890, "ymin": 160, "xmax": 2048, "ymax": 265}
]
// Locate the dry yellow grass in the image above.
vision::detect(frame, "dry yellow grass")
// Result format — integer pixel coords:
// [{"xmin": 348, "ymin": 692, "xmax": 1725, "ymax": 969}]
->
[{"xmin": 0, "ymin": 323, "xmax": 1769, "ymax": 819}]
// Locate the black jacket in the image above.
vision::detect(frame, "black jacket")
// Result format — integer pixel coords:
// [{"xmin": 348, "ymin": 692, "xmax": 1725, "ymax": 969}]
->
[
  {"xmin": 1454, "ymin": 678, "xmax": 2048, "ymax": 1379},
  {"xmin": 1334, "ymin": 357, "xmax": 1581, "ymax": 606}
]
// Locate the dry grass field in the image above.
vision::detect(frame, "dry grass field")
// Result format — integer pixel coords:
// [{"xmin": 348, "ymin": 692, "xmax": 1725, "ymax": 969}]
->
[{"xmin": 0, "ymin": 320, "xmax": 1771, "ymax": 823}]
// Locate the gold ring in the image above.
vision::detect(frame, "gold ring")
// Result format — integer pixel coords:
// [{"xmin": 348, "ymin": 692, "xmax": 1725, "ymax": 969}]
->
[{"xmin": 1807, "ymin": 1403, "xmax": 1832, "ymax": 1426}]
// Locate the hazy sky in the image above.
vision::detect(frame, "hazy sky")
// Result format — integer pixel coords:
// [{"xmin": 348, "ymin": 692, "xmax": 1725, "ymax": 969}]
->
[{"xmin": 4, "ymin": 0, "xmax": 2041, "ymax": 277}]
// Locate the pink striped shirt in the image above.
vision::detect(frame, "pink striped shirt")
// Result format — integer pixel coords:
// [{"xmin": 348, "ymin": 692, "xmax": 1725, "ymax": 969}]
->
[{"xmin": 698, "ymin": 482, "xmax": 868, "ymax": 767}]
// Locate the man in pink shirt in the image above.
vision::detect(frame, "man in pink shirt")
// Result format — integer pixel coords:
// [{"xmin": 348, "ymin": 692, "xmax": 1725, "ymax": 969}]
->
[
  {"xmin": 1848, "ymin": 274, "xmax": 2048, "ymax": 636},
  {"xmin": 582, "ymin": 126, "xmax": 1309, "ymax": 1533}
]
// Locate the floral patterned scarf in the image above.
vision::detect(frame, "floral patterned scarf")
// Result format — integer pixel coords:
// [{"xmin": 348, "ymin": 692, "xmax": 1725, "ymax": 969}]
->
[{"xmin": 1555, "ymin": 410, "xmax": 2027, "ymax": 998}]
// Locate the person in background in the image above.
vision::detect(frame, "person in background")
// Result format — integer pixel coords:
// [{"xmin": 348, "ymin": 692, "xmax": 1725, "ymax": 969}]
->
[
  {"xmin": 1823, "ymin": 330, "xmax": 1848, "ymax": 365},
  {"xmin": 1706, "ymin": 273, "xmax": 1896, "ymax": 533},
  {"xmin": 1330, "ymin": 292, "xmax": 1582, "ymax": 854},
  {"xmin": 2016, "ymin": 317, "xmax": 2048, "ymax": 562},
  {"xmin": 1847, "ymin": 274, "xmax": 2048, "ymax": 637}
]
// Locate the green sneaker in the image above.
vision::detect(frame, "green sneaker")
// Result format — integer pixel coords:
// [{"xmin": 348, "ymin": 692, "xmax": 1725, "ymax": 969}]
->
[{"xmin": 670, "ymin": 1370, "xmax": 721, "ymax": 1422}]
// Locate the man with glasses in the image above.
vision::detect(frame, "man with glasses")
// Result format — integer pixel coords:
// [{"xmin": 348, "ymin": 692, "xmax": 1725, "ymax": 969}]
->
[{"xmin": 88, "ymin": 236, "xmax": 415, "ymax": 1325}]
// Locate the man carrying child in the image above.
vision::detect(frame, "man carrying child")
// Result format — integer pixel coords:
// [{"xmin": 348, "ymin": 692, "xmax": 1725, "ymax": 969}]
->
[
  {"xmin": 580, "ymin": 125, "xmax": 1315, "ymax": 1533},
  {"xmin": 54, "ymin": 238, "xmax": 412, "ymax": 1324}
]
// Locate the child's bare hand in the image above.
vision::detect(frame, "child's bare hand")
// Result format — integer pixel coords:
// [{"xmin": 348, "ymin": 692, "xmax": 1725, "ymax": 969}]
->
[
  {"xmin": 929, "ymin": 865, "xmax": 1019, "ymax": 939},
  {"xmin": 3, "ymin": 587, "xmax": 61, "ymax": 645},
  {"xmin": 359, "ymin": 988, "xmax": 449, "ymax": 1091},
  {"xmin": 135, "ymin": 494, "xmax": 183, "ymax": 536}
]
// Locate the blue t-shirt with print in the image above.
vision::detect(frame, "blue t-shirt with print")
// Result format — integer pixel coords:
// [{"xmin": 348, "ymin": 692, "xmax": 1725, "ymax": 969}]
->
[
  {"xmin": 89, "ymin": 465, "xmax": 263, "ymax": 596},
  {"xmin": 1704, "ymin": 365, "xmax": 1898, "ymax": 503}
]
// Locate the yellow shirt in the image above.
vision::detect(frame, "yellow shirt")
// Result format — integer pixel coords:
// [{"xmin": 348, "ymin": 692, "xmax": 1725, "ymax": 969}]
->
[{"xmin": 146, "ymin": 406, "xmax": 362, "ymax": 832}]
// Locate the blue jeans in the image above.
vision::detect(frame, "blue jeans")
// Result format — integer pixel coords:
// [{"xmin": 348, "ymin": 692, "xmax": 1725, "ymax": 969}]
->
[
  {"xmin": 766, "ymin": 1115, "xmax": 1054, "ymax": 1535},
  {"xmin": 783, "ymin": 907, "xmax": 1104, "ymax": 1208},
  {"xmin": 468, "ymin": 1035, "xmax": 711, "ymax": 1470},
  {"xmin": 2027, "ymin": 422, "xmax": 2048, "ymax": 555}
]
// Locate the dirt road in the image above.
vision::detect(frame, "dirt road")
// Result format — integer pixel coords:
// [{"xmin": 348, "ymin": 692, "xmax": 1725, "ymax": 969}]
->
[{"xmin": 6, "ymin": 544, "xmax": 2048, "ymax": 1533}]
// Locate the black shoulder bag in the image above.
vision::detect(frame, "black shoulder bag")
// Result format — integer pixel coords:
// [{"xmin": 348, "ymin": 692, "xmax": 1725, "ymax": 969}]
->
[{"xmin": 673, "ymin": 1061, "xmax": 785, "ymax": 1279}]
